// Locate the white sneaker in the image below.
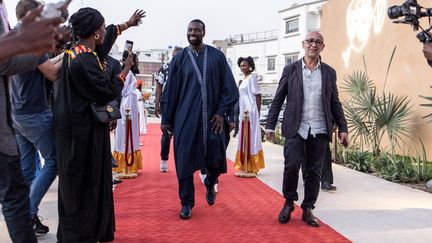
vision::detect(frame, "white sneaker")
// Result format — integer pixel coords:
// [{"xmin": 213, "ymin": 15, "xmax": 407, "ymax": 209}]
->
[
  {"xmin": 160, "ymin": 160, "xmax": 168, "ymax": 172},
  {"xmin": 214, "ymin": 183, "xmax": 218, "ymax": 193},
  {"xmin": 199, "ymin": 172, "xmax": 207, "ymax": 184}
]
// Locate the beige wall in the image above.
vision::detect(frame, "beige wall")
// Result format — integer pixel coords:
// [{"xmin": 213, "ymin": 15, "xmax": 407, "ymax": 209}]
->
[{"xmin": 320, "ymin": 0, "xmax": 432, "ymax": 157}]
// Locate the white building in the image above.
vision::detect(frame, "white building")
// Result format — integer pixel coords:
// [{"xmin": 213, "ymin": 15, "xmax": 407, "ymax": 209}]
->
[
  {"xmin": 110, "ymin": 44, "xmax": 174, "ymax": 88},
  {"xmin": 224, "ymin": 0, "xmax": 327, "ymax": 97}
]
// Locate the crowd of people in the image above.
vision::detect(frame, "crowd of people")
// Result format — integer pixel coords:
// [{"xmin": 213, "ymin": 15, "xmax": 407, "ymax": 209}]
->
[
  {"xmin": 6, "ymin": 0, "xmax": 432, "ymax": 242},
  {"xmin": 1, "ymin": 0, "xmax": 349, "ymax": 241},
  {"xmin": 0, "ymin": 0, "xmax": 146, "ymax": 242}
]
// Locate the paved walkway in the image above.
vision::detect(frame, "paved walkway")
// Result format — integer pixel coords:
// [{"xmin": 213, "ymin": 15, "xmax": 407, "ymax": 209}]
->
[{"xmin": 1, "ymin": 117, "xmax": 432, "ymax": 242}]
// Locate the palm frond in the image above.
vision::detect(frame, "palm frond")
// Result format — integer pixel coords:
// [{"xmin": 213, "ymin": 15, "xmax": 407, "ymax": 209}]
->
[
  {"xmin": 419, "ymin": 87, "xmax": 432, "ymax": 122},
  {"xmin": 342, "ymin": 71, "xmax": 373, "ymax": 98},
  {"xmin": 342, "ymin": 70, "xmax": 413, "ymax": 154},
  {"xmin": 383, "ymin": 46, "xmax": 397, "ymax": 92},
  {"xmin": 373, "ymin": 92, "xmax": 412, "ymax": 144}
]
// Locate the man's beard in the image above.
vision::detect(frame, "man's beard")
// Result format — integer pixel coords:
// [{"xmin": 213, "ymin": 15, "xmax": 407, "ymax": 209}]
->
[
  {"xmin": 188, "ymin": 35, "xmax": 203, "ymax": 46},
  {"xmin": 306, "ymin": 50, "xmax": 320, "ymax": 59}
]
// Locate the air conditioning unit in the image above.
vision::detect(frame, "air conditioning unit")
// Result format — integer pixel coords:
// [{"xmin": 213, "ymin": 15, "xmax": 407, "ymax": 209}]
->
[{"xmin": 310, "ymin": 6, "xmax": 322, "ymax": 16}]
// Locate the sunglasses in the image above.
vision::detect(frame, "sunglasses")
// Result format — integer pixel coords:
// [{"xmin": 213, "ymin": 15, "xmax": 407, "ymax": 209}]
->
[{"xmin": 304, "ymin": 38, "xmax": 324, "ymax": 46}]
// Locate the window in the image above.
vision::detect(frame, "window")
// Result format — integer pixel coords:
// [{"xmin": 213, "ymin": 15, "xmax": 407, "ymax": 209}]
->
[
  {"xmin": 262, "ymin": 98, "xmax": 273, "ymax": 107},
  {"xmin": 285, "ymin": 18, "xmax": 299, "ymax": 34},
  {"xmin": 267, "ymin": 57, "xmax": 276, "ymax": 72},
  {"xmin": 285, "ymin": 54, "xmax": 298, "ymax": 66}
]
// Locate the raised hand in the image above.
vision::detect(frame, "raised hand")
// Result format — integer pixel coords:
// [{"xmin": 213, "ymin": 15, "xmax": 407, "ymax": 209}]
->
[
  {"xmin": 126, "ymin": 9, "xmax": 146, "ymax": 27},
  {"xmin": 124, "ymin": 52, "xmax": 134, "ymax": 68},
  {"xmin": 19, "ymin": 6, "xmax": 64, "ymax": 54}
]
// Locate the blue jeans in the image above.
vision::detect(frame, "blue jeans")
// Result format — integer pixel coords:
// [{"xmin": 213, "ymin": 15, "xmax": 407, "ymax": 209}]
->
[
  {"xmin": 12, "ymin": 110, "xmax": 57, "ymax": 216},
  {"xmin": 0, "ymin": 152, "xmax": 37, "ymax": 243},
  {"xmin": 35, "ymin": 152, "xmax": 41, "ymax": 177}
]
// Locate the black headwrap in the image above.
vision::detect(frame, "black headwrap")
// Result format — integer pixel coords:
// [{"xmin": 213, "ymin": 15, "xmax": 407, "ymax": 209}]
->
[{"xmin": 69, "ymin": 7, "xmax": 105, "ymax": 38}]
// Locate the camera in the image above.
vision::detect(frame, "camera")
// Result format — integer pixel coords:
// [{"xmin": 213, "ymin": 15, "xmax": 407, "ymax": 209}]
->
[{"xmin": 388, "ymin": 0, "xmax": 432, "ymax": 42}]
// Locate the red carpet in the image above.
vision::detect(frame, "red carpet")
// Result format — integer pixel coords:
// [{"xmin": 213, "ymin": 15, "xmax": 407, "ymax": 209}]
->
[{"xmin": 113, "ymin": 124, "xmax": 350, "ymax": 243}]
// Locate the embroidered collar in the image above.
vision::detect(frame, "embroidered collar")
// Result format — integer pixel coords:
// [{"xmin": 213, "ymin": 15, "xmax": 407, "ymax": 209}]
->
[
  {"xmin": 65, "ymin": 45, "xmax": 94, "ymax": 59},
  {"xmin": 65, "ymin": 44, "xmax": 103, "ymax": 70}
]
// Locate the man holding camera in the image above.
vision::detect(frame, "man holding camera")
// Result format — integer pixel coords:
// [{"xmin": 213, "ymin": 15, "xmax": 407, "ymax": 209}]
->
[{"xmin": 423, "ymin": 42, "xmax": 432, "ymax": 67}]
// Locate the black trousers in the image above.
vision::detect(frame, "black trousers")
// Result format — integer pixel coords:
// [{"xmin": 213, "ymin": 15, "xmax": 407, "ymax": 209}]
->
[
  {"xmin": 321, "ymin": 144, "xmax": 333, "ymax": 184},
  {"xmin": 282, "ymin": 133, "xmax": 327, "ymax": 210},
  {"xmin": 178, "ymin": 167, "xmax": 220, "ymax": 207},
  {"xmin": 160, "ymin": 130, "xmax": 172, "ymax": 161}
]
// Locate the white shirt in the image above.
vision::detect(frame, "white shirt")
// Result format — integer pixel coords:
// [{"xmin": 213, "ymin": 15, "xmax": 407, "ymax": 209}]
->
[{"xmin": 297, "ymin": 58, "xmax": 327, "ymax": 139}]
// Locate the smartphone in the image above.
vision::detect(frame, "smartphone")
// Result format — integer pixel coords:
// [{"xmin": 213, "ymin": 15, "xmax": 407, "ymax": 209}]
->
[
  {"xmin": 41, "ymin": 0, "xmax": 72, "ymax": 20},
  {"xmin": 122, "ymin": 40, "xmax": 134, "ymax": 61}
]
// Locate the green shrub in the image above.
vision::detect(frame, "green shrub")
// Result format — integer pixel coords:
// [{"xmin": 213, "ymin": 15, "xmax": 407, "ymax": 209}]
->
[
  {"xmin": 345, "ymin": 150, "xmax": 373, "ymax": 173},
  {"xmin": 410, "ymin": 139, "xmax": 432, "ymax": 182}
]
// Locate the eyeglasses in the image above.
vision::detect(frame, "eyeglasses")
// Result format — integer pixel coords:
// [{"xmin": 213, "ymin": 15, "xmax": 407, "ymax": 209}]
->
[{"xmin": 304, "ymin": 38, "xmax": 324, "ymax": 46}]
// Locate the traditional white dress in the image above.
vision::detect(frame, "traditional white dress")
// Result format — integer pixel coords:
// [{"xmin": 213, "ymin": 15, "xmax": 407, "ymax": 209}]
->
[
  {"xmin": 136, "ymin": 89, "xmax": 147, "ymax": 134},
  {"xmin": 234, "ymin": 74, "xmax": 265, "ymax": 174},
  {"xmin": 113, "ymin": 71, "xmax": 143, "ymax": 173}
]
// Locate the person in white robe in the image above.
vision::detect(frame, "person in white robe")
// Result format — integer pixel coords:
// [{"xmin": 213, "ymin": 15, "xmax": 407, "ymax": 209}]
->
[
  {"xmin": 234, "ymin": 57, "xmax": 265, "ymax": 177},
  {"xmin": 136, "ymin": 80, "xmax": 147, "ymax": 135},
  {"xmin": 113, "ymin": 71, "xmax": 143, "ymax": 175}
]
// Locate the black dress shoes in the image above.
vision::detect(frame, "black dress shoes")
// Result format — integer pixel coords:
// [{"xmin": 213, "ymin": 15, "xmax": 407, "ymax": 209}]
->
[
  {"xmin": 204, "ymin": 178, "xmax": 216, "ymax": 205},
  {"xmin": 321, "ymin": 181, "xmax": 337, "ymax": 191},
  {"xmin": 302, "ymin": 208, "xmax": 319, "ymax": 227},
  {"xmin": 206, "ymin": 187, "xmax": 216, "ymax": 205},
  {"xmin": 278, "ymin": 200, "xmax": 294, "ymax": 224},
  {"xmin": 180, "ymin": 205, "xmax": 192, "ymax": 220}
]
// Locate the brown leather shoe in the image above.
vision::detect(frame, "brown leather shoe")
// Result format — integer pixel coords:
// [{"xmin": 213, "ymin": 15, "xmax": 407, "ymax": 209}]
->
[
  {"xmin": 278, "ymin": 200, "xmax": 295, "ymax": 224},
  {"xmin": 302, "ymin": 208, "xmax": 319, "ymax": 227}
]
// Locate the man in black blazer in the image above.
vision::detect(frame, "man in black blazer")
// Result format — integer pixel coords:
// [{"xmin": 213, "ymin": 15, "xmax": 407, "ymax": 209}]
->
[{"xmin": 265, "ymin": 31, "xmax": 348, "ymax": 227}]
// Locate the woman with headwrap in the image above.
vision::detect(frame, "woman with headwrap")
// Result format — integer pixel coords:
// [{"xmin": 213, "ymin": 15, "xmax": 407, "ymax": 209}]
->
[{"xmin": 53, "ymin": 7, "xmax": 135, "ymax": 242}]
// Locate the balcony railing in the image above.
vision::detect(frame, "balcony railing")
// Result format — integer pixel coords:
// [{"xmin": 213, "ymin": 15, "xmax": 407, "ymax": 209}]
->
[{"xmin": 228, "ymin": 30, "xmax": 278, "ymax": 45}]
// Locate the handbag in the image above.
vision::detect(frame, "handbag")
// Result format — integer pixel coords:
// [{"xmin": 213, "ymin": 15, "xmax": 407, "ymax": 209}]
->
[{"xmin": 90, "ymin": 100, "xmax": 121, "ymax": 123}]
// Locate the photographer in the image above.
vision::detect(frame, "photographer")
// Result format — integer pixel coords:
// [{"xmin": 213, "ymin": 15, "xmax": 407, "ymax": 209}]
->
[
  {"xmin": 387, "ymin": 0, "xmax": 432, "ymax": 66},
  {"xmin": 423, "ymin": 42, "xmax": 432, "ymax": 67}
]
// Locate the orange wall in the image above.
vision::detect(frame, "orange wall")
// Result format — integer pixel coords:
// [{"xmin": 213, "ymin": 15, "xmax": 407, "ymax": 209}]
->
[{"xmin": 320, "ymin": 0, "xmax": 432, "ymax": 157}]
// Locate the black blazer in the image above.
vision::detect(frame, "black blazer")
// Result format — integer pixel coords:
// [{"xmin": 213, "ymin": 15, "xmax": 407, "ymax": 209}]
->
[{"xmin": 265, "ymin": 59, "xmax": 347, "ymax": 141}]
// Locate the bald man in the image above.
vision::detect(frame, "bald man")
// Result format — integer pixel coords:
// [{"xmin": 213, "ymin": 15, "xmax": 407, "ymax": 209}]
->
[{"xmin": 265, "ymin": 31, "xmax": 348, "ymax": 227}]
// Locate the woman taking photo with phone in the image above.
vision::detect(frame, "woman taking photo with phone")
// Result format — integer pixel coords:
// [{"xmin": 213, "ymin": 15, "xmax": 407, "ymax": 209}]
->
[{"xmin": 53, "ymin": 8, "xmax": 133, "ymax": 242}]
